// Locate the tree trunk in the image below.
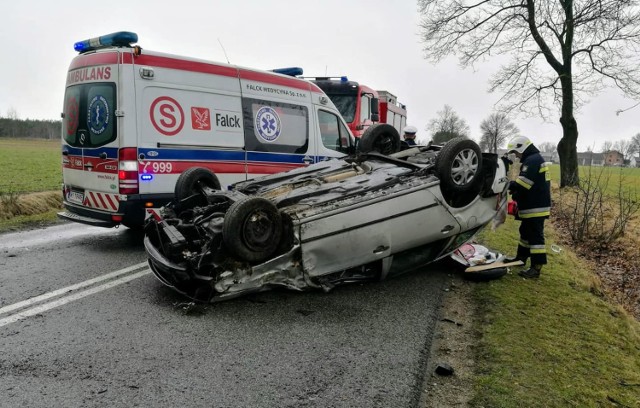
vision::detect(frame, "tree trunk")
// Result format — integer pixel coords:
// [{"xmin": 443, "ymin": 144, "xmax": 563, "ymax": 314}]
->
[
  {"xmin": 557, "ymin": 73, "xmax": 579, "ymax": 187},
  {"xmin": 557, "ymin": 119, "xmax": 578, "ymax": 187}
]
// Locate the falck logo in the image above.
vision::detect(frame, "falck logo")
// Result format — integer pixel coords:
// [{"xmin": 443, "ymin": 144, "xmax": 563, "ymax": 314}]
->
[{"xmin": 191, "ymin": 107, "xmax": 211, "ymax": 130}]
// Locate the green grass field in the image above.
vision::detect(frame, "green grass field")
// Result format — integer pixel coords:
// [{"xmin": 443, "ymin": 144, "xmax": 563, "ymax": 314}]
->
[
  {"xmin": 0, "ymin": 138, "xmax": 62, "ymax": 194},
  {"xmin": 472, "ymin": 219, "xmax": 640, "ymax": 407},
  {"xmin": 549, "ymin": 163, "xmax": 640, "ymax": 195}
]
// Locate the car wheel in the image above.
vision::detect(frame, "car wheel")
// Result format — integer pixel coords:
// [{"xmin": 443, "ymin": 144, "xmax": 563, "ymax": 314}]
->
[
  {"xmin": 435, "ymin": 137, "xmax": 483, "ymax": 195},
  {"xmin": 174, "ymin": 167, "xmax": 221, "ymax": 206},
  {"xmin": 222, "ymin": 197, "xmax": 282, "ymax": 263},
  {"xmin": 358, "ymin": 124, "xmax": 401, "ymax": 155},
  {"xmin": 462, "ymin": 267, "xmax": 508, "ymax": 282}
]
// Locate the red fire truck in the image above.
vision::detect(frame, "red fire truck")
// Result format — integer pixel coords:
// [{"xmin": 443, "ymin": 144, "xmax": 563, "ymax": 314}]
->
[{"xmin": 310, "ymin": 77, "xmax": 407, "ymax": 138}]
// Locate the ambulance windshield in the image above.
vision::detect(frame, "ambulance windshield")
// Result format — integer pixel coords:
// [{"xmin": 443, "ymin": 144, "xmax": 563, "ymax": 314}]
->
[{"xmin": 63, "ymin": 83, "xmax": 117, "ymax": 148}]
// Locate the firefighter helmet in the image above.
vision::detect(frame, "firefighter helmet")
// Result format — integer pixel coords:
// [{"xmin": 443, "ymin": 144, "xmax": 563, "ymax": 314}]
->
[{"xmin": 507, "ymin": 136, "xmax": 532, "ymax": 154}]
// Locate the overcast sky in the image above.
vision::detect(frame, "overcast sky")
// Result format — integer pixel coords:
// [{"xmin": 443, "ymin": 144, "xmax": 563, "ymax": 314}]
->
[{"xmin": 1, "ymin": 0, "xmax": 638, "ymax": 151}]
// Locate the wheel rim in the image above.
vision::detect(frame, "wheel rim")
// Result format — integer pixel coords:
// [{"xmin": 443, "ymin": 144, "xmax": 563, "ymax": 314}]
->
[
  {"xmin": 241, "ymin": 209, "xmax": 277, "ymax": 251},
  {"xmin": 450, "ymin": 148, "xmax": 479, "ymax": 186}
]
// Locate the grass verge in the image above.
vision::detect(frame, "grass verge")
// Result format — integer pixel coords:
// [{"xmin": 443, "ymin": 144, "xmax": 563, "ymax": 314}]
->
[
  {"xmin": 471, "ymin": 218, "xmax": 640, "ymax": 407},
  {"xmin": 0, "ymin": 208, "xmax": 61, "ymax": 232},
  {"xmin": 0, "ymin": 191, "xmax": 62, "ymax": 232},
  {"xmin": 0, "ymin": 138, "xmax": 63, "ymax": 231}
]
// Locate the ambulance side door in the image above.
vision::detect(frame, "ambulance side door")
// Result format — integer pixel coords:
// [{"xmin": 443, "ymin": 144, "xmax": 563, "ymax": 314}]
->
[
  {"xmin": 241, "ymin": 96, "xmax": 314, "ymax": 178},
  {"xmin": 134, "ymin": 60, "xmax": 244, "ymax": 191}
]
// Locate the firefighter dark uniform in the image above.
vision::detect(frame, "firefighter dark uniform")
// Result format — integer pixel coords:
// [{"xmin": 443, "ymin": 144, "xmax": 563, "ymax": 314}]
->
[{"xmin": 506, "ymin": 137, "xmax": 551, "ymax": 278}]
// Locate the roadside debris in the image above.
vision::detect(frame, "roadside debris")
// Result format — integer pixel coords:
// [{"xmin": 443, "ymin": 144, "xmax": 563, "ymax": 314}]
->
[
  {"xmin": 435, "ymin": 363, "xmax": 455, "ymax": 376},
  {"xmin": 451, "ymin": 243, "xmax": 523, "ymax": 281}
]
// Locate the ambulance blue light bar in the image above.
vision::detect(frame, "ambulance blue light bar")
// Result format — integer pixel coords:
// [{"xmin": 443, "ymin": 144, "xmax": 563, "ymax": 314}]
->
[
  {"xmin": 271, "ymin": 67, "xmax": 303, "ymax": 77},
  {"xmin": 74, "ymin": 32, "xmax": 138, "ymax": 53}
]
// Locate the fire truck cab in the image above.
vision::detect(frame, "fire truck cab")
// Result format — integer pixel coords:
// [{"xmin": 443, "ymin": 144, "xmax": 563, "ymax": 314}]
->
[
  {"xmin": 58, "ymin": 32, "xmax": 354, "ymax": 228},
  {"xmin": 310, "ymin": 77, "xmax": 407, "ymax": 138}
]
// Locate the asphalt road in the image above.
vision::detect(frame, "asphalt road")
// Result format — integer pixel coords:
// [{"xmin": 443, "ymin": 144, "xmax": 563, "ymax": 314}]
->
[{"xmin": 0, "ymin": 222, "xmax": 450, "ymax": 408}]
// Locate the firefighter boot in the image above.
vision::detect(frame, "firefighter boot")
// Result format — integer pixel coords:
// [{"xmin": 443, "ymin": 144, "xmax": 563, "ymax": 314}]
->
[{"xmin": 518, "ymin": 265, "xmax": 542, "ymax": 279}]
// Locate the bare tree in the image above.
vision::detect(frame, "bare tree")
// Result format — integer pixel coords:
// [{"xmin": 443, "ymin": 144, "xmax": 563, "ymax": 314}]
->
[
  {"xmin": 631, "ymin": 133, "xmax": 640, "ymax": 156},
  {"xmin": 427, "ymin": 104, "xmax": 470, "ymax": 144},
  {"xmin": 613, "ymin": 139, "xmax": 636, "ymax": 161},
  {"xmin": 6, "ymin": 106, "xmax": 19, "ymax": 138},
  {"xmin": 479, "ymin": 112, "xmax": 519, "ymax": 153},
  {"xmin": 418, "ymin": 0, "xmax": 640, "ymax": 187},
  {"xmin": 538, "ymin": 141, "xmax": 557, "ymax": 153},
  {"xmin": 601, "ymin": 140, "xmax": 613, "ymax": 153},
  {"xmin": 6, "ymin": 107, "xmax": 19, "ymax": 120}
]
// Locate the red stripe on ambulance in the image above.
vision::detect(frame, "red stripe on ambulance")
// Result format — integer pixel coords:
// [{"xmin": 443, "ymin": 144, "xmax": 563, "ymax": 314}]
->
[
  {"xmin": 68, "ymin": 51, "xmax": 324, "ymax": 94},
  {"xmin": 247, "ymin": 163, "xmax": 304, "ymax": 174},
  {"xmin": 68, "ymin": 53, "xmax": 119, "ymax": 70}
]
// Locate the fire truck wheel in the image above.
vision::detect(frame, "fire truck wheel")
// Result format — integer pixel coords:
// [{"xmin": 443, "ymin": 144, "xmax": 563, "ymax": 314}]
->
[
  {"xmin": 358, "ymin": 124, "xmax": 401, "ymax": 155},
  {"xmin": 435, "ymin": 137, "xmax": 483, "ymax": 196},
  {"xmin": 222, "ymin": 197, "xmax": 283, "ymax": 263},
  {"xmin": 174, "ymin": 167, "xmax": 221, "ymax": 206}
]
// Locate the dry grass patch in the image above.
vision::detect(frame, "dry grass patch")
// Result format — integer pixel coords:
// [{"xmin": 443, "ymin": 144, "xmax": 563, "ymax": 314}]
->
[{"xmin": 0, "ymin": 191, "xmax": 61, "ymax": 220}]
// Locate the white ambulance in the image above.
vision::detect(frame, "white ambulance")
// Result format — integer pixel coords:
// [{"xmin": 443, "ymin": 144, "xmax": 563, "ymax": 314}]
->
[{"xmin": 58, "ymin": 32, "xmax": 355, "ymax": 228}]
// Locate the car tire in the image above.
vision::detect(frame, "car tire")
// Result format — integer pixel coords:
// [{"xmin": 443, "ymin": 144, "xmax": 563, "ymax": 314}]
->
[
  {"xmin": 462, "ymin": 266, "xmax": 508, "ymax": 282},
  {"xmin": 222, "ymin": 197, "xmax": 282, "ymax": 263},
  {"xmin": 358, "ymin": 124, "xmax": 401, "ymax": 155},
  {"xmin": 435, "ymin": 137, "xmax": 483, "ymax": 195},
  {"xmin": 174, "ymin": 167, "xmax": 221, "ymax": 206}
]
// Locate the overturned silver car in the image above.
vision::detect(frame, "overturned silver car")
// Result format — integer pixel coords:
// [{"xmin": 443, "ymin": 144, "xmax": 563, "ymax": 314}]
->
[{"xmin": 144, "ymin": 127, "xmax": 510, "ymax": 302}]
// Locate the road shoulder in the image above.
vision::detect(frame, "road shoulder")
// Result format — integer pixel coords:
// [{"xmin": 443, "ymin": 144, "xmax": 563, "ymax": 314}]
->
[{"xmin": 421, "ymin": 272, "xmax": 476, "ymax": 407}]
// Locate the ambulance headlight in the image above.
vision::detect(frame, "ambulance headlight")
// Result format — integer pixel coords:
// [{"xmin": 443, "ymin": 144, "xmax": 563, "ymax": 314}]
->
[{"xmin": 74, "ymin": 31, "xmax": 138, "ymax": 53}]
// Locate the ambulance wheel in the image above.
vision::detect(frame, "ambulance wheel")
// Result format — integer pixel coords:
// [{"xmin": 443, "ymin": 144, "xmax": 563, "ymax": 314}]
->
[
  {"xmin": 435, "ymin": 137, "xmax": 483, "ymax": 195},
  {"xmin": 223, "ymin": 197, "xmax": 282, "ymax": 263},
  {"xmin": 358, "ymin": 124, "xmax": 401, "ymax": 155},
  {"xmin": 174, "ymin": 167, "xmax": 221, "ymax": 207}
]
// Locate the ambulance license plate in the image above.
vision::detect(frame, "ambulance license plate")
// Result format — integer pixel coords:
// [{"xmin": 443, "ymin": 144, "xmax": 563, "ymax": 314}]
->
[{"xmin": 68, "ymin": 190, "xmax": 84, "ymax": 204}]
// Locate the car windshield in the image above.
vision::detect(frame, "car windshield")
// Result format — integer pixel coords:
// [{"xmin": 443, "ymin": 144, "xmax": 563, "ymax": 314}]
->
[{"xmin": 327, "ymin": 95, "xmax": 356, "ymax": 123}]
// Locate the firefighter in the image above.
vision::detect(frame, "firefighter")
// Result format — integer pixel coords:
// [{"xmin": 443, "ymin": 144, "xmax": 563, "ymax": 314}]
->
[
  {"xmin": 402, "ymin": 126, "xmax": 418, "ymax": 146},
  {"xmin": 505, "ymin": 136, "xmax": 551, "ymax": 279}
]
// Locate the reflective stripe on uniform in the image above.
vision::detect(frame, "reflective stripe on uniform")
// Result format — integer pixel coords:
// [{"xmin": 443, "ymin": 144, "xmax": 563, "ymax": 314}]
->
[
  {"xmin": 519, "ymin": 239, "xmax": 529, "ymax": 248},
  {"xmin": 516, "ymin": 176, "xmax": 534, "ymax": 189},
  {"xmin": 539, "ymin": 164, "xmax": 551, "ymax": 181},
  {"xmin": 519, "ymin": 207, "xmax": 551, "ymax": 218},
  {"xmin": 530, "ymin": 245, "xmax": 546, "ymax": 254}
]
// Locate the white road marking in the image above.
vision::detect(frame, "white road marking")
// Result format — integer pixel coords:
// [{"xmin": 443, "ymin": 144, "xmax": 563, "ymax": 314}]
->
[
  {"xmin": 0, "ymin": 261, "xmax": 148, "ymax": 316},
  {"xmin": 0, "ymin": 265, "xmax": 151, "ymax": 328}
]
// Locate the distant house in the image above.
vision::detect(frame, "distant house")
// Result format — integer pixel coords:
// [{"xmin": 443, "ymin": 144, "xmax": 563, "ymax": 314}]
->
[
  {"xmin": 631, "ymin": 155, "xmax": 640, "ymax": 168},
  {"xmin": 577, "ymin": 152, "xmax": 604, "ymax": 166},
  {"xmin": 603, "ymin": 150, "xmax": 624, "ymax": 166},
  {"xmin": 540, "ymin": 152, "xmax": 558, "ymax": 164}
]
